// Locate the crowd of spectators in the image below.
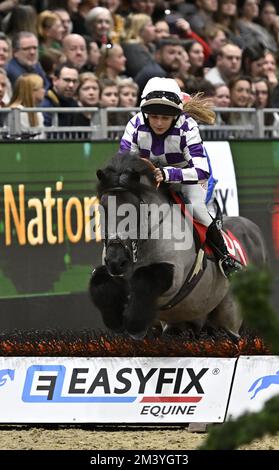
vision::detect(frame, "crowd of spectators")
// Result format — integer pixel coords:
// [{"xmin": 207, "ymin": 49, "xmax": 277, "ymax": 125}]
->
[{"xmin": 0, "ymin": 0, "xmax": 279, "ymax": 138}]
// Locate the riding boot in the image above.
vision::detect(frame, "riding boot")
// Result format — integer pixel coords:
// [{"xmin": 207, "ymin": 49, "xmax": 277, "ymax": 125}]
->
[{"xmin": 206, "ymin": 220, "xmax": 242, "ymax": 278}]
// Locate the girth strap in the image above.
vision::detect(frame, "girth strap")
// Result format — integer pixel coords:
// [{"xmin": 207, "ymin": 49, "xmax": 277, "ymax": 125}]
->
[{"xmin": 160, "ymin": 248, "xmax": 207, "ymax": 311}]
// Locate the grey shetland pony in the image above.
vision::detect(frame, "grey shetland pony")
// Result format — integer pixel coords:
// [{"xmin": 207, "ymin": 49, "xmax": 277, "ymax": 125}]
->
[{"xmin": 89, "ymin": 153, "xmax": 267, "ymax": 339}]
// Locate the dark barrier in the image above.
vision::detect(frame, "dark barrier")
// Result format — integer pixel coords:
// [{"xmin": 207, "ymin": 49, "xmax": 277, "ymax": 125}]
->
[{"xmin": 0, "ymin": 140, "xmax": 277, "ymax": 331}]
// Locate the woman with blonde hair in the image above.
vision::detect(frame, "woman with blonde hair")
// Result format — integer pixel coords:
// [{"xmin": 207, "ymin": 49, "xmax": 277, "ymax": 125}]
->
[
  {"xmin": 9, "ymin": 73, "xmax": 45, "ymax": 138},
  {"xmin": 121, "ymin": 13, "xmax": 156, "ymax": 78},
  {"xmin": 95, "ymin": 43, "xmax": 126, "ymax": 81},
  {"xmin": 37, "ymin": 10, "xmax": 64, "ymax": 57}
]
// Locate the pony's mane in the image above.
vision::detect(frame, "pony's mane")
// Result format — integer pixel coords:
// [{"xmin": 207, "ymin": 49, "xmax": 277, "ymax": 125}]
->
[{"xmin": 97, "ymin": 152, "xmax": 156, "ymax": 198}]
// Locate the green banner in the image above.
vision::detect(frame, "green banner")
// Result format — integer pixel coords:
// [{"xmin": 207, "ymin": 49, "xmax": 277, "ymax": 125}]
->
[{"xmin": 0, "ymin": 141, "xmax": 118, "ymax": 299}]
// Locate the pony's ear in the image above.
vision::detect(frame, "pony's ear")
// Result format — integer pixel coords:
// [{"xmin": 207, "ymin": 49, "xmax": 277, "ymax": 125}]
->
[{"xmin": 96, "ymin": 169, "xmax": 105, "ymax": 181}]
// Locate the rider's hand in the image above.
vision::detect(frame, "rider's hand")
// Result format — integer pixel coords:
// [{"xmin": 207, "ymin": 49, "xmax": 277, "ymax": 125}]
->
[{"xmin": 153, "ymin": 168, "xmax": 165, "ymax": 184}]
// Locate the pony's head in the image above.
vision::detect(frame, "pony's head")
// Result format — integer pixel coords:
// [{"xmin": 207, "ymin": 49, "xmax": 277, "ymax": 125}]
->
[{"xmin": 96, "ymin": 152, "xmax": 158, "ymax": 276}]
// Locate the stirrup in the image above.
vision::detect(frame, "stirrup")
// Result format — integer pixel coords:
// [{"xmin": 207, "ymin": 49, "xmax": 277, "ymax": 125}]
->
[{"xmin": 218, "ymin": 256, "xmax": 243, "ymax": 279}]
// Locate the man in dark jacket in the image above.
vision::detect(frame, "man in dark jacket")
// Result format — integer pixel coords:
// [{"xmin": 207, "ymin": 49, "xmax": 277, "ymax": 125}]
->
[
  {"xmin": 40, "ymin": 62, "xmax": 79, "ymax": 127},
  {"xmin": 6, "ymin": 32, "xmax": 49, "ymax": 89},
  {"xmin": 135, "ymin": 38, "xmax": 185, "ymax": 100}
]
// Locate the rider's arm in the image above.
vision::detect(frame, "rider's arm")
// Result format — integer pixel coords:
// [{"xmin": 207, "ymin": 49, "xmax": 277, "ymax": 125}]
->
[
  {"xmin": 119, "ymin": 114, "xmax": 140, "ymax": 154},
  {"xmin": 163, "ymin": 122, "xmax": 210, "ymax": 183}
]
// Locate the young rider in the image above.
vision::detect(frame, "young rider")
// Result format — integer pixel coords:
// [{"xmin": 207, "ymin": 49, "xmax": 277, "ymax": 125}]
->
[{"xmin": 119, "ymin": 76, "xmax": 241, "ymax": 278}]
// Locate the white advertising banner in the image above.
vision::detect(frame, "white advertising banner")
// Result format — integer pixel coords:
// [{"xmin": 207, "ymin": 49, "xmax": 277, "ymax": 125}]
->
[
  {"xmin": 227, "ymin": 356, "xmax": 279, "ymax": 420},
  {"xmin": 0, "ymin": 357, "xmax": 236, "ymax": 423},
  {"xmin": 204, "ymin": 141, "xmax": 239, "ymax": 216}
]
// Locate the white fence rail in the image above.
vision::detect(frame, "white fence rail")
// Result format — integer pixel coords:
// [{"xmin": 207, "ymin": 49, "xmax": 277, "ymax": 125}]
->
[{"xmin": 0, "ymin": 107, "xmax": 278, "ymax": 141}]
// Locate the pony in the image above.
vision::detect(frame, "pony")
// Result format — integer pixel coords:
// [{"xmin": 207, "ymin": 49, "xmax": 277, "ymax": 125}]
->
[{"xmin": 89, "ymin": 152, "xmax": 268, "ymax": 340}]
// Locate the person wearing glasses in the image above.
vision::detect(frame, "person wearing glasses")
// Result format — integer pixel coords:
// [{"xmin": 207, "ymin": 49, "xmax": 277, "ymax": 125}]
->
[
  {"xmin": 119, "ymin": 77, "xmax": 241, "ymax": 278},
  {"xmin": 41, "ymin": 62, "xmax": 79, "ymax": 127},
  {"xmin": 5, "ymin": 32, "xmax": 49, "ymax": 89}
]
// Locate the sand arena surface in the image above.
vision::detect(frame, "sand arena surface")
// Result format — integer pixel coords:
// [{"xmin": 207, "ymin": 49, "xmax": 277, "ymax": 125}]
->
[{"xmin": 0, "ymin": 425, "xmax": 278, "ymax": 450}]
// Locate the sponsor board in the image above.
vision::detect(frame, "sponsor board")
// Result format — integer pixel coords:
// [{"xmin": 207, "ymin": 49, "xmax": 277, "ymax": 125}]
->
[
  {"xmin": 227, "ymin": 356, "xmax": 279, "ymax": 419},
  {"xmin": 0, "ymin": 357, "xmax": 236, "ymax": 423},
  {"xmin": 204, "ymin": 141, "xmax": 239, "ymax": 216}
]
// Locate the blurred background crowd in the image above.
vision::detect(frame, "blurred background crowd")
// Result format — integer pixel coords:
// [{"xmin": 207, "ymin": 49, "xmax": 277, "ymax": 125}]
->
[{"xmin": 0, "ymin": 0, "xmax": 279, "ymax": 135}]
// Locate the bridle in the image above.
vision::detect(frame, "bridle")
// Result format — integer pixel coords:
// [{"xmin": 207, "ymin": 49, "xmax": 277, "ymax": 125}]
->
[{"xmin": 99, "ymin": 159, "xmax": 165, "ymax": 270}]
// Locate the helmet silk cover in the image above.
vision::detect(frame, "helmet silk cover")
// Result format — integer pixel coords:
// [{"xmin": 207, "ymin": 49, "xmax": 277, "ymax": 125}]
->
[{"xmin": 140, "ymin": 77, "xmax": 183, "ymax": 116}]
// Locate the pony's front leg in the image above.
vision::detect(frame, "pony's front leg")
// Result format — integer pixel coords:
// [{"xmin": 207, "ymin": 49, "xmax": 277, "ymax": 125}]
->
[
  {"xmin": 89, "ymin": 265, "xmax": 128, "ymax": 331},
  {"xmin": 125, "ymin": 263, "xmax": 174, "ymax": 339}
]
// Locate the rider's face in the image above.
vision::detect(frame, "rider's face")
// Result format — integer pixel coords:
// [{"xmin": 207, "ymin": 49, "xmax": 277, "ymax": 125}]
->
[{"xmin": 148, "ymin": 114, "xmax": 175, "ymax": 134}]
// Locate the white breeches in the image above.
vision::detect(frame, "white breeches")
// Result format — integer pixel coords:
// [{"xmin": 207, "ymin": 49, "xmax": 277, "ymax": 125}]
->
[{"xmin": 180, "ymin": 182, "xmax": 213, "ymax": 227}]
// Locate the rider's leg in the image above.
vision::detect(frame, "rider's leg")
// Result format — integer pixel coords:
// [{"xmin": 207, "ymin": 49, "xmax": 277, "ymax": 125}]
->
[
  {"xmin": 206, "ymin": 219, "xmax": 242, "ymax": 278},
  {"xmin": 181, "ymin": 182, "xmax": 242, "ymax": 278}
]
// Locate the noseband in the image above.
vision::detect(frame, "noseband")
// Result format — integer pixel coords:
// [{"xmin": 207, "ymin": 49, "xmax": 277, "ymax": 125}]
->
[{"xmin": 101, "ymin": 186, "xmax": 140, "ymax": 267}]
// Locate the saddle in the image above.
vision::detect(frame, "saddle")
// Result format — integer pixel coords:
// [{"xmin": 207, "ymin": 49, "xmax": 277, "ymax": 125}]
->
[{"xmin": 170, "ymin": 190, "xmax": 247, "ymax": 265}]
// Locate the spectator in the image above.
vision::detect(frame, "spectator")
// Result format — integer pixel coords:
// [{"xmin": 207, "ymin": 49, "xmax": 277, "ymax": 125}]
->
[
  {"xmin": 171, "ymin": 47, "xmax": 191, "ymax": 82},
  {"xmin": 2, "ymin": 4, "xmax": 38, "ymax": 39},
  {"xmin": 0, "ymin": 32, "xmax": 11, "ymax": 67},
  {"xmin": 0, "ymin": 67, "xmax": 7, "ymax": 126},
  {"xmin": 40, "ymin": 62, "xmax": 79, "ymax": 126},
  {"xmin": 183, "ymin": 39, "xmax": 205, "ymax": 78},
  {"xmin": 262, "ymin": 50, "xmax": 278, "ymax": 88},
  {"xmin": 72, "ymin": 1, "xmax": 98, "ymax": 36},
  {"xmin": 252, "ymin": 77, "xmax": 271, "ymax": 109},
  {"xmin": 252, "ymin": 76, "xmax": 275, "ymax": 132},
  {"xmin": 72, "ymin": 71, "xmax": 100, "ymax": 135},
  {"xmin": 40, "ymin": 48, "xmax": 66, "ymax": 87},
  {"xmin": 184, "ymin": 76, "xmax": 216, "ymax": 98},
  {"xmin": 213, "ymin": 83, "xmax": 231, "ymax": 107},
  {"xmin": 121, "ymin": 13, "xmax": 156, "ymax": 78},
  {"xmin": 203, "ymin": 24, "xmax": 228, "ymax": 68},
  {"xmin": 189, "ymin": 0, "xmax": 217, "ymax": 37},
  {"xmin": 6, "ymin": 32, "xmax": 49, "ymax": 89},
  {"xmin": 95, "ymin": 43, "xmax": 126, "ymax": 81},
  {"xmin": 259, "ymin": 1, "xmax": 278, "ymax": 46},
  {"xmin": 62, "ymin": 33, "xmax": 88, "ymax": 71},
  {"xmin": 117, "ymin": 77, "xmax": 139, "ymax": 126},
  {"xmin": 205, "ymin": 43, "xmax": 242, "ymax": 85},
  {"xmin": 154, "ymin": 20, "xmax": 170, "ymax": 40},
  {"xmin": 134, "ymin": 37, "xmax": 185, "ymax": 98},
  {"xmin": 237, "ymin": 0, "xmax": 277, "ymax": 52},
  {"xmin": 99, "ymin": 77, "xmax": 120, "ymax": 134},
  {"xmin": 241, "ymin": 44, "xmax": 266, "ymax": 79},
  {"xmin": 85, "ymin": 40, "xmax": 101, "ymax": 71},
  {"xmin": 162, "ymin": 13, "xmax": 212, "ymax": 62},
  {"xmin": 213, "ymin": 83, "xmax": 231, "ymax": 124},
  {"xmin": 85, "ymin": 6, "xmax": 114, "ymax": 47},
  {"xmin": 99, "ymin": 0, "xmax": 125, "ymax": 44},
  {"xmin": 37, "ymin": 10, "xmax": 64, "ymax": 57},
  {"xmin": 99, "ymin": 77, "xmax": 119, "ymax": 107},
  {"xmin": 8, "ymin": 73, "xmax": 45, "ymax": 138},
  {"xmin": 118, "ymin": 77, "xmax": 138, "ymax": 107},
  {"xmin": 214, "ymin": 0, "xmax": 243, "ymax": 48},
  {"xmin": 53, "ymin": 9, "xmax": 73, "ymax": 38},
  {"xmin": 227, "ymin": 75, "xmax": 254, "ymax": 129},
  {"xmin": 0, "ymin": 32, "xmax": 12, "ymax": 103}
]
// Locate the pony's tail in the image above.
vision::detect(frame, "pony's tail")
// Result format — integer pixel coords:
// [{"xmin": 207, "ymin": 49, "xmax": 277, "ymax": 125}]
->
[{"xmin": 183, "ymin": 92, "xmax": 216, "ymax": 125}]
